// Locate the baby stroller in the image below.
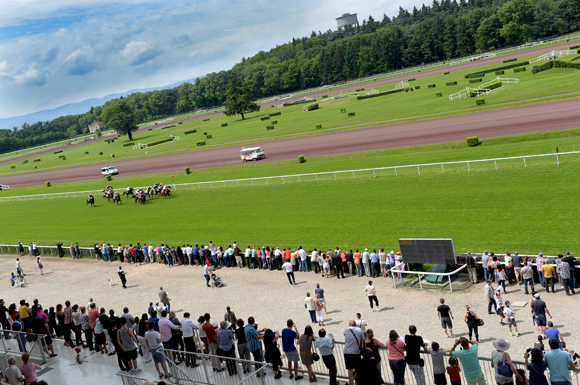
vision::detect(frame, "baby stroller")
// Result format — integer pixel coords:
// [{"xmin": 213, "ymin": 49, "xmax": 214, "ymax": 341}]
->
[{"xmin": 211, "ymin": 273, "xmax": 224, "ymax": 288}]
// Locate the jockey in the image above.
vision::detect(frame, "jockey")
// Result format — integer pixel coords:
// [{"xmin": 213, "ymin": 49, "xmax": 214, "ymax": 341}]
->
[
  {"xmin": 126, "ymin": 187, "xmax": 132, "ymax": 192},
  {"xmin": 88, "ymin": 194, "xmax": 93, "ymax": 198},
  {"xmin": 114, "ymin": 191, "xmax": 119, "ymax": 197}
]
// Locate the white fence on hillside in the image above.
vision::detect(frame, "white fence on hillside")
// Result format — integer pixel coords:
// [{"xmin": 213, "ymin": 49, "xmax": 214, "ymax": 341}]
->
[
  {"xmin": 529, "ymin": 49, "xmax": 578, "ymax": 63},
  {"xmin": 0, "ymin": 150, "xmax": 577, "ymax": 203},
  {"xmin": 449, "ymin": 77, "xmax": 520, "ymax": 100}
]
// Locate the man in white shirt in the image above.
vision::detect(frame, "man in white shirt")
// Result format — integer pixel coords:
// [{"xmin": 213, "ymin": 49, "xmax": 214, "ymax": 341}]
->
[
  {"xmin": 4, "ymin": 356, "xmax": 24, "ymax": 385},
  {"xmin": 274, "ymin": 247, "xmax": 282, "ymax": 270},
  {"xmin": 305, "ymin": 293, "xmax": 316, "ymax": 323},
  {"xmin": 298, "ymin": 247, "xmax": 308, "ymax": 272},
  {"xmin": 181, "ymin": 312, "xmax": 199, "ymax": 367},
  {"xmin": 362, "ymin": 249, "xmax": 371, "ymax": 277},
  {"xmin": 282, "ymin": 261, "xmax": 296, "ymax": 285},
  {"xmin": 311, "ymin": 249, "xmax": 319, "ymax": 274},
  {"xmin": 245, "ymin": 246, "xmax": 252, "ymax": 269}
]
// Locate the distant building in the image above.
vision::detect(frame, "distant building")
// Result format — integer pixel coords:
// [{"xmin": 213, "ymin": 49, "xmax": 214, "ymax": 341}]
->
[
  {"xmin": 336, "ymin": 13, "xmax": 359, "ymax": 30},
  {"xmin": 88, "ymin": 121, "xmax": 105, "ymax": 133}
]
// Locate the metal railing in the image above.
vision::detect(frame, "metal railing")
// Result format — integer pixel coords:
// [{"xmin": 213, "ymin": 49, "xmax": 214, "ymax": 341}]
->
[
  {"xmin": 390, "ymin": 263, "xmax": 468, "ymax": 292},
  {"xmin": 117, "ymin": 372, "xmax": 162, "ymax": 385},
  {"xmin": 0, "ymin": 330, "xmax": 48, "ymax": 363},
  {"xmin": 1, "ymin": 150, "xmax": 577, "ymax": 203},
  {"xmin": 529, "ymin": 49, "xmax": 578, "ymax": 63},
  {"xmin": 449, "ymin": 77, "xmax": 520, "ymax": 100}
]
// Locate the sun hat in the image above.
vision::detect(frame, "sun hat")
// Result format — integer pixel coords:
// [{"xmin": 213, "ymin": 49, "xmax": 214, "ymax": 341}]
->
[
  {"xmin": 493, "ymin": 338, "xmax": 510, "ymax": 351},
  {"xmin": 397, "ymin": 251, "xmax": 401, "ymax": 255},
  {"xmin": 365, "ymin": 248, "xmax": 368, "ymax": 251},
  {"xmin": 467, "ymin": 251, "xmax": 471, "ymax": 255},
  {"xmin": 390, "ymin": 251, "xmax": 394, "ymax": 254},
  {"xmin": 534, "ymin": 293, "xmax": 540, "ymax": 298}
]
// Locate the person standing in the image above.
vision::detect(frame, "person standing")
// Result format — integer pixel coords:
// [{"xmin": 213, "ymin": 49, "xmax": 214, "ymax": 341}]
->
[
  {"xmin": 0, "ymin": 299, "xmax": 11, "ymax": 339},
  {"xmin": 405, "ymin": 325, "xmax": 427, "ymax": 385},
  {"xmin": 485, "ymin": 279, "xmax": 497, "ymax": 314},
  {"xmin": 181, "ymin": 312, "xmax": 198, "ymax": 368},
  {"xmin": 159, "ymin": 287, "xmax": 171, "ymax": 313},
  {"xmin": 545, "ymin": 321, "xmax": 564, "ymax": 348},
  {"xmin": 522, "ymin": 262, "xmax": 535, "ymax": 295},
  {"xmin": 235, "ymin": 319, "xmax": 252, "ymax": 374},
  {"xmin": 437, "ymin": 298, "xmax": 454, "ymax": 338},
  {"xmin": 544, "ymin": 338, "xmax": 575, "ymax": 385},
  {"xmin": 298, "ymin": 247, "xmax": 308, "ymax": 272},
  {"xmin": 204, "ymin": 264, "xmax": 211, "ymax": 287},
  {"xmin": 365, "ymin": 281, "xmax": 379, "ymax": 312},
  {"xmin": 466, "ymin": 252, "xmax": 478, "ymax": 284},
  {"xmin": 298, "ymin": 325, "xmax": 317, "ymax": 382},
  {"xmin": 450, "ymin": 337, "xmax": 485, "ymax": 385},
  {"xmin": 26, "ymin": 311, "xmax": 58, "ymax": 357},
  {"xmin": 481, "ymin": 251, "xmax": 490, "ymax": 282},
  {"xmin": 317, "ymin": 328, "xmax": 339, "ymax": 385},
  {"xmin": 216, "ymin": 321, "xmax": 237, "ymax": 376},
  {"xmin": 541, "ymin": 261, "xmax": 556, "ymax": 293},
  {"xmin": 524, "ymin": 348, "xmax": 548, "ymax": 385},
  {"xmin": 503, "ymin": 301, "xmax": 519, "ymax": 337},
  {"xmin": 333, "ymin": 251, "xmax": 344, "ymax": 279},
  {"xmin": 56, "ymin": 241, "xmax": 64, "ymax": 258},
  {"xmin": 370, "ymin": 250, "xmax": 379, "ymax": 278},
  {"xmin": 264, "ymin": 328, "xmax": 284, "ymax": 379},
  {"xmin": 536, "ymin": 253, "xmax": 546, "ymax": 288},
  {"xmin": 145, "ymin": 320, "xmax": 171, "ymax": 380},
  {"xmin": 556, "ymin": 255, "xmax": 575, "ymax": 295},
  {"xmin": 354, "ymin": 249, "xmax": 363, "ymax": 277},
  {"xmin": 313, "ymin": 294, "xmax": 326, "ymax": 326},
  {"xmin": 464, "ymin": 306, "xmax": 480, "ymax": 342},
  {"xmin": 118, "ymin": 317, "xmax": 141, "ymax": 374},
  {"xmin": 305, "ymin": 293, "xmax": 316, "ymax": 323},
  {"xmin": 282, "ymin": 259, "xmax": 296, "ymax": 285},
  {"xmin": 224, "ymin": 307, "xmax": 236, "ymax": 330},
  {"xmin": 530, "ymin": 294, "xmax": 552, "ymax": 338},
  {"xmin": 118, "ymin": 266, "xmax": 127, "ymax": 289},
  {"xmin": 36, "ymin": 257, "xmax": 43, "ymax": 275},
  {"xmin": 513, "ymin": 252, "xmax": 523, "ymax": 285},
  {"xmin": 244, "ymin": 316, "xmax": 265, "ymax": 375},
  {"xmin": 490, "ymin": 338, "xmax": 523, "ymax": 385},
  {"xmin": 202, "ymin": 313, "xmax": 221, "ymax": 371},
  {"xmin": 281, "ymin": 319, "xmax": 302, "ymax": 380},
  {"xmin": 311, "ymin": 249, "xmax": 319, "ymax": 274},
  {"xmin": 344, "ymin": 320, "xmax": 364, "ymax": 385},
  {"xmin": 563, "ymin": 251, "xmax": 577, "ymax": 288},
  {"xmin": 386, "ymin": 329, "xmax": 406, "ymax": 385},
  {"xmin": 362, "ymin": 249, "xmax": 371, "ymax": 277},
  {"xmin": 63, "ymin": 300, "xmax": 75, "ymax": 348}
]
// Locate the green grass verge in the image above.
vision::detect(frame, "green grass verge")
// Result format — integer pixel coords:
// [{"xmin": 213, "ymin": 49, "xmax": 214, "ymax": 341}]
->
[{"xmin": 2, "ymin": 50, "xmax": 580, "ymax": 176}]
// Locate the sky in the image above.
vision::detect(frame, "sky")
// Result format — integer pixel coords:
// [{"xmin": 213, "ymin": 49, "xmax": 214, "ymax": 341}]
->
[{"xmin": 0, "ymin": 0, "xmax": 424, "ymax": 119}]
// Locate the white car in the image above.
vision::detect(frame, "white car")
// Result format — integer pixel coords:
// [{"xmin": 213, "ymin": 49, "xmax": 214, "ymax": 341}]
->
[{"xmin": 101, "ymin": 166, "xmax": 119, "ymax": 177}]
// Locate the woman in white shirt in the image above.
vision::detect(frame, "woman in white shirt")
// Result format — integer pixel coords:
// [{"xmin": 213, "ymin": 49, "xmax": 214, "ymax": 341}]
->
[{"xmin": 365, "ymin": 281, "xmax": 379, "ymax": 312}]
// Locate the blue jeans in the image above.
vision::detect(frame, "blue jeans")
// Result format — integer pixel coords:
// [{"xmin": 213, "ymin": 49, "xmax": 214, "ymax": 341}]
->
[
  {"xmin": 102, "ymin": 253, "xmax": 108, "ymax": 262},
  {"xmin": 524, "ymin": 278, "xmax": 534, "ymax": 294},
  {"xmin": 571, "ymin": 269, "xmax": 577, "ymax": 287},
  {"xmin": 308, "ymin": 310, "xmax": 316, "ymax": 323},
  {"xmin": 355, "ymin": 264, "xmax": 363, "ymax": 277},
  {"xmin": 300, "ymin": 260, "xmax": 309, "ymax": 272},
  {"xmin": 538, "ymin": 271, "xmax": 545, "ymax": 287},
  {"xmin": 484, "ymin": 268, "xmax": 490, "ymax": 283},
  {"xmin": 551, "ymin": 381, "xmax": 571, "ymax": 385},
  {"xmin": 488, "ymin": 298, "xmax": 497, "ymax": 313},
  {"xmin": 163, "ymin": 301, "xmax": 170, "ymax": 313},
  {"xmin": 250, "ymin": 349, "xmax": 263, "ymax": 373},
  {"xmin": 389, "ymin": 359, "xmax": 406, "ymax": 385}
]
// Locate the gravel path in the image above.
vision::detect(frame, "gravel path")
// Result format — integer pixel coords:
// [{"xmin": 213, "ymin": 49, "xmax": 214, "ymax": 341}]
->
[{"xmin": 2, "ymin": 255, "xmax": 577, "ymax": 358}]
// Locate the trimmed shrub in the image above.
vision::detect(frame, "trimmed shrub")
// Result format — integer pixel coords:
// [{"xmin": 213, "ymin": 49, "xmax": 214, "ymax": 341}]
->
[
  {"xmin": 147, "ymin": 138, "xmax": 173, "ymax": 147},
  {"xmin": 11, "ymin": 166, "xmax": 15, "ymax": 169},
  {"xmin": 428, "ymin": 84, "xmax": 436, "ymax": 88},
  {"xmin": 465, "ymin": 62, "xmax": 526, "ymax": 78},
  {"xmin": 405, "ymin": 87, "xmax": 409, "ymax": 92},
  {"xmin": 203, "ymin": 118, "xmax": 210, "ymax": 121},
  {"xmin": 22, "ymin": 160, "xmax": 28, "ymax": 164},
  {"xmin": 106, "ymin": 175, "xmax": 112, "ymax": 181},
  {"xmin": 355, "ymin": 88, "xmax": 365, "ymax": 91},
  {"xmin": 532, "ymin": 61, "xmax": 554, "ymax": 74},
  {"xmin": 503, "ymin": 58, "xmax": 517, "ymax": 63},
  {"xmin": 466, "ymin": 136, "xmax": 481, "ymax": 147},
  {"xmin": 514, "ymin": 67, "xmax": 526, "ymax": 72},
  {"xmin": 122, "ymin": 142, "xmax": 135, "ymax": 147},
  {"xmin": 84, "ymin": 151, "xmax": 89, "ymax": 154},
  {"xmin": 469, "ymin": 79, "xmax": 482, "ymax": 83},
  {"xmin": 33, "ymin": 159, "xmax": 41, "ymax": 162},
  {"xmin": 184, "ymin": 167, "xmax": 191, "ymax": 174},
  {"xmin": 321, "ymin": 95, "xmax": 328, "ymax": 98},
  {"xmin": 196, "ymin": 140, "xmax": 206, "ymax": 146},
  {"xmin": 58, "ymin": 155, "xmax": 65, "ymax": 159},
  {"xmin": 184, "ymin": 129, "xmax": 197, "ymax": 134},
  {"xmin": 54, "ymin": 150, "xmax": 63, "ymax": 154},
  {"xmin": 298, "ymin": 155, "xmax": 305, "ymax": 163},
  {"xmin": 446, "ymin": 82, "xmax": 457, "ymax": 86},
  {"xmin": 340, "ymin": 109, "xmax": 346, "ymax": 113},
  {"xmin": 260, "ymin": 116, "xmax": 270, "ymax": 121},
  {"xmin": 348, "ymin": 112, "xmax": 356, "ymax": 117},
  {"xmin": 148, "ymin": 128, "xmax": 152, "ymax": 131},
  {"xmin": 45, "ymin": 181, "xmax": 51, "ymax": 187},
  {"xmin": 99, "ymin": 152, "xmax": 103, "ymax": 155},
  {"xmin": 307, "ymin": 103, "xmax": 319, "ymax": 111},
  {"xmin": 407, "ymin": 78, "xmax": 416, "ymax": 81},
  {"xmin": 356, "ymin": 88, "xmax": 404, "ymax": 100},
  {"xmin": 266, "ymin": 126, "xmax": 275, "ymax": 130},
  {"xmin": 476, "ymin": 98, "xmax": 485, "ymax": 105},
  {"xmin": 221, "ymin": 123, "xmax": 228, "ymax": 127},
  {"xmin": 161, "ymin": 124, "xmax": 176, "ymax": 129},
  {"xmin": 178, "ymin": 121, "xmax": 183, "ymax": 124},
  {"xmin": 415, "ymin": 86, "xmax": 420, "ymax": 90},
  {"xmin": 553, "ymin": 60, "xmax": 580, "ymax": 70},
  {"xmin": 203, "ymin": 132, "xmax": 207, "ymax": 135},
  {"xmin": 410, "ymin": 87, "xmax": 414, "ymax": 91},
  {"xmin": 111, "ymin": 154, "xmax": 115, "ymax": 158},
  {"xmin": 495, "ymin": 70, "xmax": 505, "ymax": 75},
  {"xmin": 61, "ymin": 157, "xmax": 66, "ymax": 160},
  {"xmin": 269, "ymin": 112, "xmax": 281, "ymax": 117},
  {"xmin": 443, "ymin": 72, "xmax": 450, "ymax": 75},
  {"xmin": 466, "ymin": 73, "xmax": 485, "ymax": 78},
  {"xmin": 570, "ymin": 45, "xmax": 580, "ymax": 49},
  {"xmin": 205, "ymin": 135, "xmax": 212, "ymax": 139},
  {"xmin": 315, "ymin": 124, "xmax": 322, "ymax": 129},
  {"xmin": 436, "ymin": 93, "xmax": 442, "ymax": 97},
  {"xmin": 470, "ymin": 81, "xmax": 502, "ymax": 97},
  {"xmin": 34, "ymin": 166, "xmax": 37, "ymax": 169},
  {"xmin": 271, "ymin": 120, "xmax": 278, "ymax": 124},
  {"xmin": 271, "ymin": 105, "xmax": 274, "ymax": 107}
]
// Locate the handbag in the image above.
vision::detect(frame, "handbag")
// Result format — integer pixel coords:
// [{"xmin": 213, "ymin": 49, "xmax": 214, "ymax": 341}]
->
[
  {"xmin": 312, "ymin": 340, "xmax": 320, "ymax": 362},
  {"xmin": 477, "ymin": 318, "xmax": 485, "ymax": 326},
  {"xmin": 497, "ymin": 353, "xmax": 513, "ymax": 377}
]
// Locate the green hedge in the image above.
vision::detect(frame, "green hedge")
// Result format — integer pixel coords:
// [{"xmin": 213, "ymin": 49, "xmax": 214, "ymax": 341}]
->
[
  {"xmin": 465, "ymin": 62, "xmax": 526, "ymax": 78},
  {"xmin": 554, "ymin": 60, "xmax": 580, "ymax": 70},
  {"xmin": 123, "ymin": 142, "xmax": 135, "ymax": 147},
  {"xmin": 185, "ymin": 167, "xmax": 191, "ymax": 174},
  {"xmin": 495, "ymin": 71, "xmax": 505, "ymax": 75},
  {"xmin": 10, "ymin": 166, "xmax": 15, "ymax": 169},
  {"xmin": 428, "ymin": 84, "xmax": 436, "ymax": 88},
  {"xmin": 476, "ymin": 98, "xmax": 485, "ymax": 105},
  {"xmin": 529, "ymin": 60, "xmax": 580, "ymax": 74},
  {"xmin": 446, "ymin": 82, "xmax": 457, "ymax": 86},
  {"xmin": 106, "ymin": 175, "xmax": 112, "ymax": 181},
  {"xmin": 415, "ymin": 86, "xmax": 420, "ymax": 90},
  {"xmin": 436, "ymin": 93, "xmax": 442, "ymax": 97},
  {"xmin": 99, "ymin": 152, "xmax": 103, "ymax": 155},
  {"xmin": 84, "ymin": 151, "xmax": 89, "ymax": 154},
  {"xmin": 355, "ymin": 88, "xmax": 365, "ymax": 91},
  {"xmin": 260, "ymin": 116, "xmax": 270, "ymax": 121},
  {"xmin": 33, "ymin": 159, "xmax": 41, "ymax": 162},
  {"xmin": 45, "ymin": 181, "xmax": 51, "ymax": 187},
  {"xmin": 178, "ymin": 122, "xmax": 183, "ymax": 124},
  {"xmin": 206, "ymin": 134, "xmax": 212, "ymax": 139},
  {"xmin": 307, "ymin": 103, "xmax": 319, "ymax": 111},
  {"xmin": 53, "ymin": 150, "xmax": 63, "ymax": 154},
  {"xmin": 469, "ymin": 79, "xmax": 482, "ymax": 83},
  {"xmin": 271, "ymin": 120, "xmax": 277, "ymax": 124},
  {"xmin": 298, "ymin": 155, "xmax": 305, "ymax": 163},
  {"xmin": 444, "ymin": 72, "xmax": 450, "ymax": 75},
  {"xmin": 266, "ymin": 126, "xmax": 274, "ymax": 130},
  {"xmin": 269, "ymin": 112, "xmax": 281, "ymax": 117},
  {"xmin": 184, "ymin": 129, "xmax": 197, "ymax": 134},
  {"xmin": 196, "ymin": 141, "xmax": 206, "ymax": 146},
  {"xmin": 147, "ymin": 138, "xmax": 173, "ymax": 147},
  {"xmin": 321, "ymin": 95, "xmax": 328, "ymax": 98},
  {"xmin": 221, "ymin": 123, "xmax": 228, "ymax": 127},
  {"xmin": 570, "ymin": 45, "xmax": 580, "ymax": 49},
  {"xmin": 514, "ymin": 67, "xmax": 526, "ymax": 72},
  {"xmin": 315, "ymin": 124, "xmax": 322, "ymax": 129},
  {"xmin": 470, "ymin": 81, "xmax": 502, "ymax": 97},
  {"xmin": 58, "ymin": 155, "xmax": 65, "ymax": 159},
  {"xmin": 466, "ymin": 73, "xmax": 485, "ymax": 78},
  {"xmin": 148, "ymin": 128, "xmax": 152, "ymax": 131},
  {"xmin": 203, "ymin": 118, "xmax": 210, "ymax": 121},
  {"xmin": 162, "ymin": 124, "xmax": 176, "ymax": 129},
  {"xmin": 407, "ymin": 78, "xmax": 416, "ymax": 81},
  {"xmin": 356, "ymin": 88, "xmax": 404, "ymax": 100},
  {"xmin": 466, "ymin": 136, "xmax": 481, "ymax": 147},
  {"xmin": 283, "ymin": 99, "xmax": 315, "ymax": 106},
  {"xmin": 348, "ymin": 112, "xmax": 356, "ymax": 117},
  {"xmin": 503, "ymin": 58, "xmax": 517, "ymax": 63}
]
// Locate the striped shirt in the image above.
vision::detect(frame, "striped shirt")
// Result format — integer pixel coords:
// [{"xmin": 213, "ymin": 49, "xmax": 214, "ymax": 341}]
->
[
  {"xmin": 536, "ymin": 256, "xmax": 544, "ymax": 269},
  {"xmin": 64, "ymin": 306, "xmax": 73, "ymax": 324},
  {"xmin": 557, "ymin": 261, "xmax": 570, "ymax": 279},
  {"xmin": 344, "ymin": 327, "xmax": 363, "ymax": 354}
]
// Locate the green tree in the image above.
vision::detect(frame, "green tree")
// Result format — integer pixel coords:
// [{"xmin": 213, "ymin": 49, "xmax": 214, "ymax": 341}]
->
[
  {"xmin": 148, "ymin": 90, "xmax": 166, "ymax": 118},
  {"xmin": 224, "ymin": 72, "xmax": 260, "ymax": 120},
  {"xmin": 96, "ymin": 129, "xmax": 102, "ymax": 138},
  {"xmin": 66, "ymin": 124, "xmax": 78, "ymax": 138},
  {"xmin": 497, "ymin": 0, "xmax": 535, "ymax": 44},
  {"xmin": 107, "ymin": 100, "xmax": 139, "ymax": 140}
]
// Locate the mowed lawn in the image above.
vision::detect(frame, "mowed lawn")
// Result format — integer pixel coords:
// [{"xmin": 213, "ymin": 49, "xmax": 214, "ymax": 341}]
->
[
  {"xmin": 1, "ymin": 160, "xmax": 579, "ymax": 254},
  {"xmin": 2, "ymin": 50, "xmax": 580, "ymax": 176}
]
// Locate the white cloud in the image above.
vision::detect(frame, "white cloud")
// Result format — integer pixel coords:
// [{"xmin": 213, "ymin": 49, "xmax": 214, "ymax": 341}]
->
[
  {"xmin": 120, "ymin": 41, "xmax": 162, "ymax": 66},
  {"xmin": 63, "ymin": 48, "xmax": 98, "ymax": 75},
  {"xmin": 13, "ymin": 64, "xmax": 47, "ymax": 86}
]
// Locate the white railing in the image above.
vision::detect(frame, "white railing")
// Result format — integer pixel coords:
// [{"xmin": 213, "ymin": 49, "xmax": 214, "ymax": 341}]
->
[
  {"xmin": 0, "ymin": 329, "xmax": 49, "ymax": 363},
  {"xmin": 449, "ymin": 53, "xmax": 496, "ymax": 66},
  {"xmin": 133, "ymin": 135, "xmax": 180, "ymax": 150},
  {"xmin": 0, "ymin": 150, "xmax": 577, "ymax": 202},
  {"xmin": 529, "ymin": 49, "xmax": 578, "ymax": 63},
  {"xmin": 449, "ymin": 77, "xmax": 519, "ymax": 100},
  {"xmin": 391, "ymin": 263, "xmax": 468, "ymax": 292}
]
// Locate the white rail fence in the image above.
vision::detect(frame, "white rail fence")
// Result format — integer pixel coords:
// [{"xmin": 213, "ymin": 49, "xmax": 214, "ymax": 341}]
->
[
  {"xmin": 0, "ymin": 150, "xmax": 577, "ymax": 203},
  {"xmin": 449, "ymin": 77, "xmax": 520, "ymax": 100},
  {"xmin": 529, "ymin": 49, "xmax": 578, "ymax": 63}
]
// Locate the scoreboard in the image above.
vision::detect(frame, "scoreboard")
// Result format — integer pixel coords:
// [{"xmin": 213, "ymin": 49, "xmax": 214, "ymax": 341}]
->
[{"xmin": 398, "ymin": 238, "xmax": 456, "ymax": 264}]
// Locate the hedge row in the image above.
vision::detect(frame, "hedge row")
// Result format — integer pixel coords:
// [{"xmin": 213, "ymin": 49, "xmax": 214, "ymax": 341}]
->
[
  {"xmin": 269, "ymin": 112, "xmax": 281, "ymax": 117},
  {"xmin": 271, "ymin": 120, "xmax": 278, "ymax": 124},
  {"xmin": 307, "ymin": 103, "xmax": 319, "ymax": 111},
  {"xmin": 206, "ymin": 135, "xmax": 213, "ymax": 139},
  {"xmin": 436, "ymin": 93, "xmax": 442, "ymax": 97},
  {"xmin": 415, "ymin": 86, "xmax": 420, "ymax": 90},
  {"xmin": 203, "ymin": 118, "xmax": 210, "ymax": 121},
  {"xmin": 554, "ymin": 60, "xmax": 580, "ymax": 70},
  {"xmin": 53, "ymin": 150, "xmax": 63, "ymax": 154},
  {"xmin": 356, "ymin": 88, "xmax": 405, "ymax": 100},
  {"xmin": 532, "ymin": 60, "xmax": 580, "ymax": 74},
  {"xmin": 470, "ymin": 81, "xmax": 502, "ymax": 97},
  {"xmin": 570, "ymin": 45, "xmax": 580, "ymax": 49},
  {"xmin": 184, "ymin": 129, "xmax": 197, "ymax": 135},
  {"xmin": 466, "ymin": 136, "xmax": 481, "ymax": 147},
  {"xmin": 444, "ymin": 72, "xmax": 450, "ymax": 75},
  {"xmin": 476, "ymin": 99, "xmax": 485, "ymax": 105},
  {"xmin": 123, "ymin": 142, "xmax": 135, "ymax": 147},
  {"xmin": 315, "ymin": 124, "xmax": 322, "ymax": 129},
  {"xmin": 266, "ymin": 126, "xmax": 274, "ymax": 130},
  {"xmin": 446, "ymin": 82, "xmax": 457, "ymax": 86},
  {"xmin": 33, "ymin": 159, "xmax": 41, "ymax": 162},
  {"xmin": 407, "ymin": 78, "xmax": 416, "ymax": 81},
  {"xmin": 469, "ymin": 79, "xmax": 482, "ymax": 83},
  {"xmin": 260, "ymin": 116, "xmax": 270, "ymax": 121},
  {"xmin": 466, "ymin": 73, "xmax": 485, "ymax": 78},
  {"xmin": 147, "ymin": 138, "xmax": 173, "ymax": 147},
  {"xmin": 348, "ymin": 112, "xmax": 356, "ymax": 117},
  {"xmin": 513, "ymin": 67, "xmax": 526, "ymax": 73},
  {"xmin": 503, "ymin": 58, "xmax": 517, "ymax": 63},
  {"xmin": 355, "ymin": 88, "xmax": 365, "ymax": 91},
  {"xmin": 196, "ymin": 141, "xmax": 206, "ymax": 146},
  {"xmin": 428, "ymin": 84, "xmax": 436, "ymax": 88},
  {"xmin": 283, "ymin": 99, "xmax": 315, "ymax": 106},
  {"xmin": 495, "ymin": 71, "xmax": 505, "ymax": 75},
  {"xmin": 221, "ymin": 123, "xmax": 228, "ymax": 127},
  {"xmin": 465, "ymin": 62, "xmax": 526, "ymax": 78},
  {"xmin": 162, "ymin": 124, "xmax": 176, "ymax": 129}
]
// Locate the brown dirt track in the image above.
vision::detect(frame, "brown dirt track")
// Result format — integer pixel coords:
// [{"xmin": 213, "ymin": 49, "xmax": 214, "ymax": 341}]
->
[{"xmin": 1, "ymin": 97, "xmax": 579, "ymax": 188}]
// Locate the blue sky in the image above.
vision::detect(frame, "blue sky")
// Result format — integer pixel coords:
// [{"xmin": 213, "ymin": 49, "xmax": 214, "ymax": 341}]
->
[{"xmin": 0, "ymin": 0, "xmax": 423, "ymax": 119}]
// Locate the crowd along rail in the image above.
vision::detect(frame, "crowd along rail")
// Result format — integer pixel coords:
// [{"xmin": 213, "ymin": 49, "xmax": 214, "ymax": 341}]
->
[{"xmin": 0, "ymin": 150, "xmax": 577, "ymax": 203}]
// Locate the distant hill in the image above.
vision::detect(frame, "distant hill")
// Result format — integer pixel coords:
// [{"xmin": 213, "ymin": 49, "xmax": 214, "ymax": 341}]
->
[{"xmin": 0, "ymin": 78, "xmax": 196, "ymax": 129}]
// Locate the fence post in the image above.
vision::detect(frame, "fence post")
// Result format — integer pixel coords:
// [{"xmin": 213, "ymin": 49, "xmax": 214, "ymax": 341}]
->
[
  {"xmin": 373, "ymin": 169, "xmax": 376, "ymax": 177},
  {"xmin": 441, "ymin": 164, "xmax": 444, "ymax": 173},
  {"xmin": 186, "ymin": 184, "xmax": 188, "ymax": 190},
  {"xmin": 352, "ymin": 171, "xmax": 355, "ymax": 179},
  {"xmin": 417, "ymin": 166, "xmax": 420, "ymax": 175},
  {"xmin": 211, "ymin": 183, "xmax": 213, "ymax": 188},
  {"xmin": 223, "ymin": 182, "xmax": 225, "ymax": 187},
  {"xmin": 494, "ymin": 160, "xmax": 497, "ymax": 169},
  {"xmin": 299, "ymin": 176, "xmax": 301, "ymax": 182},
  {"xmin": 267, "ymin": 178, "xmax": 269, "ymax": 185},
  {"xmin": 282, "ymin": 177, "xmax": 284, "ymax": 184},
  {"xmin": 395, "ymin": 168, "xmax": 397, "ymax": 176},
  {"xmin": 468, "ymin": 162, "xmax": 470, "ymax": 171},
  {"xmin": 334, "ymin": 173, "xmax": 336, "ymax": 180},
  {"xmin": 449, "ymin": 275, "xmax": 453, "ymax": 292},
  {"xmin": 197, "ymin": 184, "xmax": 200, "ymax": 189},
  {"xmin": 237, "ymin": 181, "xmax": 239, "ymax": 187},
  {"xmin": 557, "ymin": 154, "xmax": 559, "ymax": 165}
]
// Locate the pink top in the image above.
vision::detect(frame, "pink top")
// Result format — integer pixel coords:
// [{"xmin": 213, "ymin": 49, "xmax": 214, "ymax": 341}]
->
[
  {"xmin": 21, "ymin": 363, "xmax": 38, "ymax": 383},
  {"xmin": 386, "ymin": 339, "xmax": 406, "ymax": 360}
]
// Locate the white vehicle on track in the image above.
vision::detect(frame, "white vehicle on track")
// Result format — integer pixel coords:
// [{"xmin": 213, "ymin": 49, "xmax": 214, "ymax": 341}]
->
[
  {"xmin": 240, "ymin": 147, "xmax": 265, "ymax": 162},
  {"xmin": 101, "ymin": 166, "xmax": 119, "ymax": 177}
]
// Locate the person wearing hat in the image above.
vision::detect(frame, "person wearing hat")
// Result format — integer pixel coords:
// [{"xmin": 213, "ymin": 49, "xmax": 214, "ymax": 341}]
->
[
  {"xmin": 466, "ymin": 252, "xmax": 478, "ymax": 284},
  {"xmin": 491, "ymin": 338, "xmax": 523, "ymax": 384},
  {"xmin": 503, "ymin": 301, "xmax": 519, "ymax": 337}
]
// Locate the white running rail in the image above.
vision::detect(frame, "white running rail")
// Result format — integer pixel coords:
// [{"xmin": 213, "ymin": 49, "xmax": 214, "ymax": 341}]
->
[
  {"xmin": 0, "ymin": 150, "xmax": 576, "ymax": 202},
  {"xmin": 449, "ymin": 53, "xmax": 496, "ymax": 66},
  {"xmin": 449, "ymin": 77, "xmax": 520, "ymax": 100},
  {"xmin": 529, "ymin": 49, "xmax": 578, "ymax": 63}
]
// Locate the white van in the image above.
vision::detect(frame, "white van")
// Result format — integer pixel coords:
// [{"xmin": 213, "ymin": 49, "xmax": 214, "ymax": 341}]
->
[
  {"xmin": 101, "ymin": 166, "xmax": 119, "ymax": 176},
  {"xmin": 240, "ymin": 147, "xmax": 265, "ymax": 162}
]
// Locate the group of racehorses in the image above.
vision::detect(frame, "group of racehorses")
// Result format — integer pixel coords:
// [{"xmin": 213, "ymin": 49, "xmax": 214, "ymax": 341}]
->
[{"xmin": 87, "ymin": 183, "xmax": 172, "ymax": 206}]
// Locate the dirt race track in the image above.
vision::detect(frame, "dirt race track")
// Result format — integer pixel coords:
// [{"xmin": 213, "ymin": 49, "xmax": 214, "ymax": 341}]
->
[{"xmin": 2, "ymin": 97, "xmax": 579, "ymax": 187}]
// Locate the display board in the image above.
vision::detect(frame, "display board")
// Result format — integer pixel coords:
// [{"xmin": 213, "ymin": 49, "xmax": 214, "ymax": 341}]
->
[{"xmin": 398, "ymin": 238, "xmax": 456, "ymax": 264}]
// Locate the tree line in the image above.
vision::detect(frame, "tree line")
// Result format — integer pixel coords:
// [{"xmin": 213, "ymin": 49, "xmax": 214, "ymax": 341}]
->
[{"xmin": 2, "ymin": 0, "xmax": 579, "ymax": 153}]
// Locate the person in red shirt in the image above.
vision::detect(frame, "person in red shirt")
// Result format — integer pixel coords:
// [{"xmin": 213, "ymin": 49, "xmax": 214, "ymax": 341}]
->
[
  {"xmin": 202, "ymin": 314, "xmax": 221, "ymax": 372},
  {"xmin": 285, "ymin": 248, "xmax": 292, "ymax": 261},
  {"xmin": 128, "ymin": 245, "xmax": 136, "ymax": 263}
]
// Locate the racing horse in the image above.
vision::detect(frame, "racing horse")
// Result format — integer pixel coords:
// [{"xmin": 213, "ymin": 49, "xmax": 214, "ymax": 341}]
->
[
  {"xmin": 103, "ymin": 191, "xmax": 113, "ymax": 201},
  {"xmin": 122, "ymin": 187, "xmax": 134, "ymax": 197},
  {"xmin": 86, "ymin": 195, "xmax": 95, "ymax": 207},
  {"xmin": 145, "ymin": 187, "xmax": 155, "ymax": 199},
  {"xmin": 160, "ymin": 185, "xmax": 172, "ymax": 198},
  {"xmin": 133, "ymin": 193, "xmax": 146, "ymax": 205},
  {"xmin": 112, "ymin": 192, "xmax": 122, "ymax": 205}
]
